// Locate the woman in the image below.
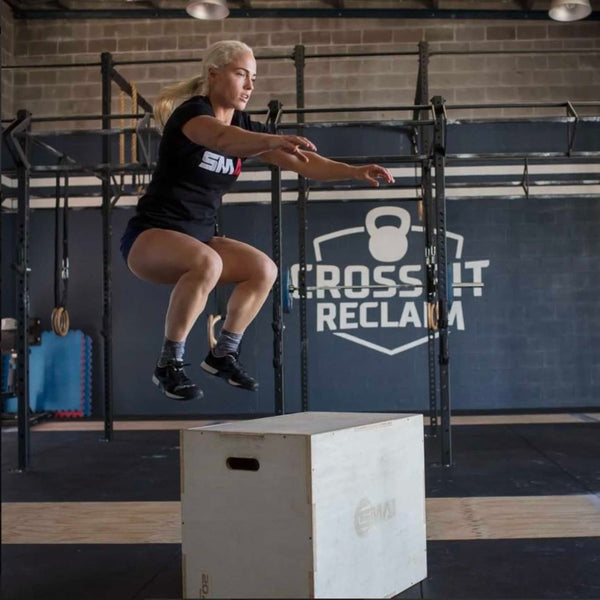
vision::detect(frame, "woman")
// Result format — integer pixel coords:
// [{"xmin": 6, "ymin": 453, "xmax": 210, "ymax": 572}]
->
[{"xmin": 121, "ymin": 40, "xmax": 394, "ymax": 402}]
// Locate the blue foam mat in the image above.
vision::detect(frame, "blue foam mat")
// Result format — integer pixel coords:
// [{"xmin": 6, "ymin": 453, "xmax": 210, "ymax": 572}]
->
[{"xmin": 3, "ymin": 330, "xmax": 92, "ymax": 415}]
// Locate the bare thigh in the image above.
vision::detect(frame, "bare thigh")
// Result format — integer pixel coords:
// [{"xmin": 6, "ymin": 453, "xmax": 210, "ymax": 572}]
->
[
  {"xmin": 127, "ymin": 229, "xmax": 222, "ymax": 285},
  {"xmin": 208, "ymin": 237, "xmax": 276, "ymax": 285}
]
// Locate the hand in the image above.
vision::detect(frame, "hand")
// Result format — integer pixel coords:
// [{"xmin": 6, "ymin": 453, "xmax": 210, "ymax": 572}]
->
[
  {"xmin": 269, "ymin": 134, "xmax": 317, "ymax": 163},
  {"xmin": 354, "ymin": 164, "xmax": 395, "ymax": 187}
]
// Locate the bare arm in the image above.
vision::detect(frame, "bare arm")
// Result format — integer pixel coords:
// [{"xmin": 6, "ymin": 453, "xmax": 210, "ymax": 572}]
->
[
  {"xmin": 182, "ymin": 115, "xmax": 316, "ymax": 161},
  {"xmin": 259, "ymin": 148, "xmax": 395, "ymax": 187}
]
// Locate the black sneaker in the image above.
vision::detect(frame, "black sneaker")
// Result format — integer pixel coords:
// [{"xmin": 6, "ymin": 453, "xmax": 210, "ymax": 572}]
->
[
  {"xmin": 201, "ymin": 352, "xmax": 259, "ymax": 391},
  {"xmin": 152, "ymin": 360, "xmax": 203, "ymax": 401}
]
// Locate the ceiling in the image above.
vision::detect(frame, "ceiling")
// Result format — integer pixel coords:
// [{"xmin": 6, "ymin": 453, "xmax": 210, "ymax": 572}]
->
[{"xmin": 4, "ymin": 0, "xmax": 600, "ymax": 20}]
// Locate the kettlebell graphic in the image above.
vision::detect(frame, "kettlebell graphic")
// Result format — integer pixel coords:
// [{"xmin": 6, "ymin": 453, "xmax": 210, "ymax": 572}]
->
[{"xmin": 365, "ymin": 206, "xmax": 411, "ymax": 262}]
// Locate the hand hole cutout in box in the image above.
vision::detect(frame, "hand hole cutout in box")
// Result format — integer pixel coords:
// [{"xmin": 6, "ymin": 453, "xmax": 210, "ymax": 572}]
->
[{"xmin": 226, "ymin": 457, "xmax": 260, "ymax": 471}]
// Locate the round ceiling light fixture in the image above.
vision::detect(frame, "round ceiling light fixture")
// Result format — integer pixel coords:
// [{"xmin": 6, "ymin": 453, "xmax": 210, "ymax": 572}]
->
[
  {"xmin": 549, "ymin": 0, "xmax": 592, "ymax": 22},
  {"xmin": 186, "ymin": 0, "xmax": 229, "ymax": 20}
]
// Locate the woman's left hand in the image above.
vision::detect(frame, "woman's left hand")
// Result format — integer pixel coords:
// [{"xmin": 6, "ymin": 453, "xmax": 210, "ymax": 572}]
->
[{"xmin": 354, "ymin": 164, "xmax": 395, "ymax": 187}]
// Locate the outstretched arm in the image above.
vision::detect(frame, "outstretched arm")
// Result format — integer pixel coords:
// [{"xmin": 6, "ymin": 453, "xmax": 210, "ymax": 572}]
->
[
  {"xmin": 258, "ymin": 148, "xmax": 395, "ymax": 187},
  {"xmin": 182, "ymin": 115, "xmax": 316, "ymax": 161}
]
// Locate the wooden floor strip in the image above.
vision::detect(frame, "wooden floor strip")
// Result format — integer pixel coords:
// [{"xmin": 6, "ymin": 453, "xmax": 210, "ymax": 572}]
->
[
  {"xmin": 24, "ymin": 413, "xmax": 600, "ymax": 432},
  {"xmin": 2, "ymin": 501, "xmax": 181, "ymax": 544},
  {"xmin": 426, "ymin": 495, "xmax": 600, "ymax": 540},
  {"xmin": 29, "ymin": 420, "xmax": 220, "ymax": 432},
  {"xmin": 3, "ymin": 495, "xmax": 600, "ymax": 544},
  {"xmin": 450, "ymin": 413, "xmax": 600, "ymax": 425}
]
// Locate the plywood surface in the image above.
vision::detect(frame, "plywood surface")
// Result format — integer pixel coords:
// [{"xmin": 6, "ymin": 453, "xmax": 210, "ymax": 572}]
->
[
  {"xmin": 181, "ymin": 430, "xmax": 315, "ymax": 598},
  {"xmin": 190, "ymin": 412, "xmax": 418, "ymax": 436}
]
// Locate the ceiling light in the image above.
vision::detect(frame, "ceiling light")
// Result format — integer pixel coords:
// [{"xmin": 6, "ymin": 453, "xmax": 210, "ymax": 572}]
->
[
  {"xmin": 549, "ymin": 0, "xmax": 592, "ymax": 21},
  {"xmin": 186, "ymin": 0, "xmax": 229, "ymax": 20}
]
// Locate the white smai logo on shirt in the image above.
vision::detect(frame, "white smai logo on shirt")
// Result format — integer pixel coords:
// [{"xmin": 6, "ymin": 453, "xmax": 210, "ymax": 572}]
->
[{"xmin": 199, "ymin": 150, "xmax": 241, "ymax": 175}]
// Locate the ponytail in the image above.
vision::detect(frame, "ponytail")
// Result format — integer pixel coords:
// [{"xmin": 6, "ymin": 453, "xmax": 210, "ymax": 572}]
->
[{"xmin": 154, "ymin": 75, "xmax": 204, "ymax": 130}]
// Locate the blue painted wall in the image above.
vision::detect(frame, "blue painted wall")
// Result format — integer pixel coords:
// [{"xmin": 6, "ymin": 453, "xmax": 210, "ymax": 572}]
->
[
  {"xmin": 2, "ymin": 119, "xmax": 599, "ymax": 414},
  {"xmin": 3, "ymin": 194, "xmax": 600, "ymax": 415}
]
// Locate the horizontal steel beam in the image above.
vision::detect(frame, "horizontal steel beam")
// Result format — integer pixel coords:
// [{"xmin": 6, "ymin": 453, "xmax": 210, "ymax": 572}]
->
[{"xmin": 9, "ymin": 7, "xmax": 600, "ymax": 20}]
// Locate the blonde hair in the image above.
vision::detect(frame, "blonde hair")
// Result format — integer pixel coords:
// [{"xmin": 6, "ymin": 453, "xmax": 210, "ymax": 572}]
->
[{"xmin": 154, "ymin": 40, "xmax": 254, "ymax": 129}]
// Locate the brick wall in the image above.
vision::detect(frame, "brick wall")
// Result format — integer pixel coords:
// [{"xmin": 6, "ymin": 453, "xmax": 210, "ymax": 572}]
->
[
  {"xmin": 1, "ymin": 6, "xmax": 599, "ymax": 129},
  {"xmin": 1, "ymin": 2, "xmax": 14, "ymax": 120}
]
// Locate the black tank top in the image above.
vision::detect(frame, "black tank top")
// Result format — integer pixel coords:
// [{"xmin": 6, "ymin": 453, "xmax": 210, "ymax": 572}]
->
[{"xmin": 129, "ymin": 95, "xmax": 268, "ymax": 241}]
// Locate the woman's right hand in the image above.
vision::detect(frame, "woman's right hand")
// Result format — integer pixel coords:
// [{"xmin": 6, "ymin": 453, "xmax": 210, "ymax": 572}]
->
[{"xmin": 268, "ymin": 134, "xmax": 317, "ymax": 162}]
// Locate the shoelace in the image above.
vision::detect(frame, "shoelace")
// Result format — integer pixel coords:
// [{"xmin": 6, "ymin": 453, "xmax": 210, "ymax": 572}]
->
[
  {"xmin": 170, "ymin": 362, "xmax": 191, "ymax": 371},
  {"xmin": 167, "ymin": 362, "xmax": 195, "ymax": 388},
  {"xmin": 229, "ymin": 357, "xmax": 253, "ymax": 380}
]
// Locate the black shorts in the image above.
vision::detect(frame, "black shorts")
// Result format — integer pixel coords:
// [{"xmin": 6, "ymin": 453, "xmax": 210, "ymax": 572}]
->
[
  {"xmin": 120, "ymin": 221, "xmax": 148, "ymax": 264},
  {"xmin": 120, "ymin": 219, "xmax": 220, "ymax": 264}
]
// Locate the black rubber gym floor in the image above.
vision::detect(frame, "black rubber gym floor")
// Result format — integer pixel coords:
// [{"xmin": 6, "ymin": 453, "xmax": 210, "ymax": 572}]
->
[{"xmin": 2, "ymin": 420, "xmax": 600, "ymax": 599}]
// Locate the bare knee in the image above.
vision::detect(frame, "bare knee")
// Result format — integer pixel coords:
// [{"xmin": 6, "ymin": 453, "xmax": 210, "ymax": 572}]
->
[
  {"xmin": 127, "ymin": 230, "xmax": 225, "ymax": 286},
  {"xmin": 187, "ymin": 252, "xmax": 223, "ymax": 288},
  {"xmin": 256, "ymin": 256, "xmax": 278, "ymax": 288}
]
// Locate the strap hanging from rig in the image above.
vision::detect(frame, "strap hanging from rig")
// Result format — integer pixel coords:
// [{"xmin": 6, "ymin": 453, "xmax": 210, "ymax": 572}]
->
[{"xmin": 52, "ymin": 158, "xmax": 70, "ymax": 336}]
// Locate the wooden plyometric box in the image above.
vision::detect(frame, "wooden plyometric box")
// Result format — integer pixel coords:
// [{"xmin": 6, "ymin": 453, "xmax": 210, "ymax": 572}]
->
[{"xmin": 181, "ymin": 411, "xmax": 426, "ymax": 599}]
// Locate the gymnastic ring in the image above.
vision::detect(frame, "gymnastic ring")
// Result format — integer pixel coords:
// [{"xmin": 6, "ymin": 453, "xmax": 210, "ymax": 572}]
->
[
  {"xmin": 51, "ymin": 306, "xmax": 70, "ymax": 337},
  {"xmin": 207, "ymin": 314, "xmax": 222, "ymax": 350},
  {"xmin": 427, "ymin": 302, "xmax": 438, "ymax": 331}
]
